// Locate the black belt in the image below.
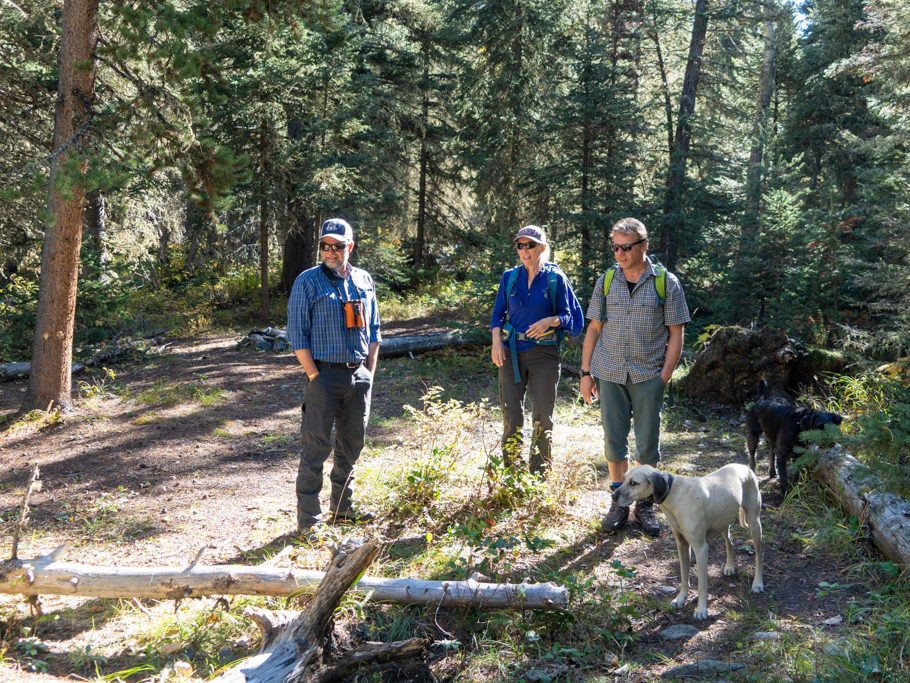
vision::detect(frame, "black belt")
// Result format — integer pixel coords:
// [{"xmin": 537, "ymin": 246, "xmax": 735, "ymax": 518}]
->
[{"xmin": 317, "ymin": 360, "xmax": 363, "ymax": 369}]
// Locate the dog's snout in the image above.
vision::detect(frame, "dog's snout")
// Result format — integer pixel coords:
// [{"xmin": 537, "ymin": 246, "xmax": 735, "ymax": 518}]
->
[{"xmin": 611, "ymin": 488, "xmax": 621, "ymax": 502}]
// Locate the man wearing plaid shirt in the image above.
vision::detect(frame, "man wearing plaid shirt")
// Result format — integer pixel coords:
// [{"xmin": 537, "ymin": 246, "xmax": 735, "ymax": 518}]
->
[
  {"xmin": 287, "ymin": 218, "xmax": 381, "ymax": 536},
  {"xmin": 580, "ymin": 218, "xmax": 690, "ymax": 537}
]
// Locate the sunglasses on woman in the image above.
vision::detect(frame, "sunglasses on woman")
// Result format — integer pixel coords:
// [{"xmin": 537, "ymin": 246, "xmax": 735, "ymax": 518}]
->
[
  {"xmin": 319, "ymin": 242, "xmax": 347, "ymax": 253},
  {"xmin": 610, "ymin": 238, "xmax": 645, "ymax": 252},
  {"xmin": 515, "ymin": 242, "xmax": 540, "ymax": 250}
]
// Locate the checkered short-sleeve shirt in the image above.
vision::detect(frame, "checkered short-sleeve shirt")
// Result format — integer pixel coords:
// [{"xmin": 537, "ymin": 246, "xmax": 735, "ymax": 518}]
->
[{"xmin": 586, "ymin": 262, "xmax": 690, "ymax": 384}]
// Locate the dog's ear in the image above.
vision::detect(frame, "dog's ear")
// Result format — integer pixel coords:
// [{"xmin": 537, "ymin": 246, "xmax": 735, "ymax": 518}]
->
[{"xmin": 648, "ymin": 471, "xmax": 671, "ymax": 504}]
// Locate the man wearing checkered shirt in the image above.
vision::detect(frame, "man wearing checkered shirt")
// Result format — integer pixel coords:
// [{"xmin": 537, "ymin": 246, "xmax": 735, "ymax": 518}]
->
[
  {"xmin": 287, "ymin": 218, "xmax": 381, "ymax": 536},
  {"xmin": 580, "ymin": 218, "xmax": 690, "ymax": 537}
]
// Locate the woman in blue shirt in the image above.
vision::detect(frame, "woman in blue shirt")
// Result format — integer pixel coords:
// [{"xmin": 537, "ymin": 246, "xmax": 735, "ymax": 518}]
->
[{"xmin": 490, "ymin": 225, "xmax": 584, "ymax": 475}]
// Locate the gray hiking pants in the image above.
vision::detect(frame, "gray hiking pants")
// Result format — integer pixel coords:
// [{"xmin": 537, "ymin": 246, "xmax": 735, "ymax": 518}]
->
[
  {"xmin": 497, "ymin": 345, "xmax": 561, "ymax": 474},
  {"xmin": 296, "ymin": 362, "xmax": 373, "ymax": 529}
]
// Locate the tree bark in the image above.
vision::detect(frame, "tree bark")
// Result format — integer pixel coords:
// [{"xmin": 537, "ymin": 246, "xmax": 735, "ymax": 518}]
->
[
  {"xmin": 0, "ymin": 548, "xmax": 570, "ymax": 609},
  {"xmin": 661, "ymin": 0, "xmax": 709, "ymax": 270},
  {"xmin": 21, "ymin": 0, "xmax": 99, "ymax": 414},
  {"xmin": 811, "ymin": 446, "xmax": 910, "ymax": 567}
]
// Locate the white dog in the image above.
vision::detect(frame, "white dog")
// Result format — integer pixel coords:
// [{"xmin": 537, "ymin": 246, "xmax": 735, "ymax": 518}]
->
[{"xmin": 612, "ymin": 464, "xmax": 764, "ymax": 620}]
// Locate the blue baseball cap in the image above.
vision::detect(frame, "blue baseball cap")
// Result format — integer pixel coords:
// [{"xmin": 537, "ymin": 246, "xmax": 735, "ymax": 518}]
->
[{"xmin": 320, "ymin": 218, "xmax": 354, "ymax": 244}]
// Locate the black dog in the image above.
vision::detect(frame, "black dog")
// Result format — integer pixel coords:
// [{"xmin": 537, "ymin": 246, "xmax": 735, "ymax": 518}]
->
[{"xmin": 746, "ymin": 381, "xmax": 843, "ymax": 495}]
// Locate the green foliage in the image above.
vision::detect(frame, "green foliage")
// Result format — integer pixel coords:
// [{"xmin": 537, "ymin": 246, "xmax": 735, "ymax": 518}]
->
[
  {"xmin": 805, "ymin": 372, "xmax": 910, "ymax": 497},
  {"xmin": 0, "ymin": 274, "xmax": 38, "ymax": 363}
]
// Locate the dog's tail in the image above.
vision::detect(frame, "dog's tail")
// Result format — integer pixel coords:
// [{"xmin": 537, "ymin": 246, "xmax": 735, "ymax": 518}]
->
[
  {"xmin": 739, "ymin": 507, "xmax": 750, "ymax": 529},
  {"xmin": 757, "ymin": 378, "xmax": 768, "ymax": 400},
  {"xmin": 738, "ymin": 470, "xmax": 762, "ymax": 529}
]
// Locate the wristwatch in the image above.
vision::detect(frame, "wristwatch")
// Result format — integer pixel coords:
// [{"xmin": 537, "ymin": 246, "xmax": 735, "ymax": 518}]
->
[{"xmin": 581, "ymin": 370, "xmax": 592, "ymax": 377}]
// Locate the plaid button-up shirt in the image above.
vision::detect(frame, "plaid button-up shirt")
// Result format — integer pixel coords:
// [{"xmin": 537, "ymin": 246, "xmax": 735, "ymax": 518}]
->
[
  {"xmin": 586, "ymin": 261, "xmax": 690, "ymax": 384},
  {"xmin": 287, "ymin": 264, "xmax": 381, "ymax": 363}
]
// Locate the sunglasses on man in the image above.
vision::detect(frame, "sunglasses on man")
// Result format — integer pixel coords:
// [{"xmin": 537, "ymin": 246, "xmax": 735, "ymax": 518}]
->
[
  {"xmin": 610, "ymin": 238, "xmax": 645, "ymax": 252},
  {"xmin": 319, "ymin": 242, "xmax": 347, "ymax": 253}
]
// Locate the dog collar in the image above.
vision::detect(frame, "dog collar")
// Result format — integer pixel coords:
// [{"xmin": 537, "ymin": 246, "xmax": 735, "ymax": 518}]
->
[{"xmin": 652, "ymin": 474, "xmax": 674, "ymax": 505}]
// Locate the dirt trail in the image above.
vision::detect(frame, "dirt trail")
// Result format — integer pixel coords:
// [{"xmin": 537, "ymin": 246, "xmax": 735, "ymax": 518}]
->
[{"xmin": 0, "ymin": 331, "xmax": 865, "ymax": 680}]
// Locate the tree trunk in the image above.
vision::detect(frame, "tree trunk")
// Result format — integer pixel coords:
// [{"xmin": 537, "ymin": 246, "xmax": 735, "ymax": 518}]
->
[
  {"xmin": 744, "ymin": 15, "xmax": 777, "ymax": 231},
  {"xmin": 0, "ymin": 546, "xmax": 570, "ymax": 609},
  {"xmin": 83, "ymin": 189, "xmax": 108, "ymax": 266},
  {"xmin": 21, "ymin": 0, "xmax": 99, "ymax": 414},
  {"xmin": 812, "ymin": 446, "xmax": 910, "ymax": 567},
  {"xmin": 648, "ymin": 29, "xmax": 674, "ymax": 161},
  {"xmin": 281, "ymin": 228, "xmax": 313, "ymax": 294},
  {"xmin": 414, "ymin": 36, "xmax": 430, "ymax": 268},
  {"xmin": 661, "ymin": 0, "xmax": 709, "ymax": 271},
  {"xmin": 258, "ymin": 119, "xmax": 271, "ymax": 322}
]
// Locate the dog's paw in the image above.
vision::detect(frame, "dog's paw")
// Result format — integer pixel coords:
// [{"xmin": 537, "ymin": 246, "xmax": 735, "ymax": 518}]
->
[
  {"xmin": 671, "ymin": 596, "xmax": 687, "ymax": 610},
  {"xmin": 693, "ymin": 608, "xmax": 708, "ymax": 621},
  {"xmin": 723, "ymin": 565, "xmax": 736, "ymax": 576},
  {"xmin": 751, "ymin": 580, "xmax": 765, "ymax": 594}
]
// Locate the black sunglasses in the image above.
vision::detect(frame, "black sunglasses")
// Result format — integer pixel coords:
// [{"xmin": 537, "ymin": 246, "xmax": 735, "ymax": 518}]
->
[
  {"xmin": 610, "ymin": 238, "xmax": 645, "ymax": 252},
  {"xmin": 515, "ymin": 241, "xmax": 540, "ymax": 250},
  {"xmin": 319, "ymin": 242, "xmax": 347, "ymax": 253}
]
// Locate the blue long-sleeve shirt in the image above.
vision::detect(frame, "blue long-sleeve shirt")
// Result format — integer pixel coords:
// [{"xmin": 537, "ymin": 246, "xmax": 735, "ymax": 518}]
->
[
  {"xmin": 287, "ymin": 264, "xmax": 381, "ymax": 362},
  {"xmin": 490, "ymin": 263, "xmax": 583, "ymax": 353}
]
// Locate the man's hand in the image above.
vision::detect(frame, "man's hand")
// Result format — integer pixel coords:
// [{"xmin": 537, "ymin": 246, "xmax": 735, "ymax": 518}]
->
[
  {"xmin": 491, "ymin": 339, "xmax": 506, "ymax": 367},
  {"xmin": 581, "ymin": 374, "xmax": 597, "ymax": 404},
  {"xmin": 526, "ymin": 316, "xmax": 558, "ymax": 339}
]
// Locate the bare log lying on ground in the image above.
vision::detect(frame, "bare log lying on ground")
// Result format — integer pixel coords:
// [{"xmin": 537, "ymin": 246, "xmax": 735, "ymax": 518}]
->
[
  {"xmin": 0, "ymin": 546, "xmax": 569, "ymax": 610},
  {"xmin": 214, "ymin": 539, "xmax": 426, "ymax": 683},
  {"xmin": 379, "ymin": 331, "xmax": 483, "ymax": 358},
  {"xmin": 0, "ymin": 342, "xmax": 150, "ymax": 382},
  {"xmin": 811, "ymin": 445, "xmax": 910, "ymax": 567}
]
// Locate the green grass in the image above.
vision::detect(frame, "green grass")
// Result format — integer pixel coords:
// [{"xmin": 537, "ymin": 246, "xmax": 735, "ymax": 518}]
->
[{"xmin": 126, "ymin": 378, "xmax": 227, "ymax": 408}]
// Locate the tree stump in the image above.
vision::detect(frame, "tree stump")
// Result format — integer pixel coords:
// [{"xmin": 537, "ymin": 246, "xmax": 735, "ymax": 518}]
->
[{"xmin": 678, "ymin": 326, "xmax": 796, "ymax": 404}]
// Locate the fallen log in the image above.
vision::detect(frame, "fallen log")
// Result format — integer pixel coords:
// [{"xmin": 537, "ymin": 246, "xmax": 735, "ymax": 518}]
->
[
  {"xmin": 811, "ymin": 445, "xmax": 910, "ymax": 567},
  {"xmin": 378, "ymin": 331, "xmax": 484, "ymax": 359},
  {"xmin": 0, "ymin": 546, "xmax": 569, "ymax": 610},
  {"xmin": 214, "ymin": 538, "xmax": 426, "ymax": 682}
]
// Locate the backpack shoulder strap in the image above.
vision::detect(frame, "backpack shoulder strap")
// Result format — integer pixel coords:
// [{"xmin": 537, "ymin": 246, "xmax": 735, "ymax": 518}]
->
[
  {"xmin": 645, "ymin": 255, "xmax": 667, "ymax": 305},
  {"xmin": 603, "ymin": 267, "xmax": 617, "ymax": 299},
  {"xmin": 601, "ymin": 267, "xmax": 617, "ymax": 322},
  {"xmin": 504, "ymin": 266, "xmax": 522, "ymax": 317},
  {"xmin": 654, "ymin": 266, "xmax": 666, "ymax": 304},
  {"xmin": 545, "ymin": 265, "xmax": 559, "ymax": 315}
]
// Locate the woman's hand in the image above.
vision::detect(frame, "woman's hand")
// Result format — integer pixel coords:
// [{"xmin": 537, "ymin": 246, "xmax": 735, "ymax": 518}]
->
[
  {"xmin": 491, "ymin": 338, "xmax": 506, "ymax": 367},
  {"xmin": 526, "ymin": 316, "xmax": 559, "ymax": 339}
]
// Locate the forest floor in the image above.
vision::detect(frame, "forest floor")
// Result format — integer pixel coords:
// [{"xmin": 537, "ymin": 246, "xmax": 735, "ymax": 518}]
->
[{"xmin": 0, "ymin": 324, "xmax": 888, "ymax": 681}]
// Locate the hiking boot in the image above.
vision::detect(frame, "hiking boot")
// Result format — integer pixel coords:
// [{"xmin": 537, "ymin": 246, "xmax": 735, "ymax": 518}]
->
[
  {"xmin": 330, "ymin": 507, "xmax": 375, "ymax": 524},
  {"xmin": 634, "ymin": 500, "xmax": 661, "ymax": 537},
  {"xmin": 600, "ymin": 502, "xmax": 630, "ymax": 533},
  {"xmin": 294, "ymin": 520, "xmax": 321, "ymax": 543}
]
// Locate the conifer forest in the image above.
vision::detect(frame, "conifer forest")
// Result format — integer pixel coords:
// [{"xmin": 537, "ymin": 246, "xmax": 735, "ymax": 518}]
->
[
  {"xmin": 2, "ymin": 0, "xmax": 908, "ymax": 381},
  {"xmin": 1, "ymin": 0, "xmax": 910, "ymax": 680}
]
